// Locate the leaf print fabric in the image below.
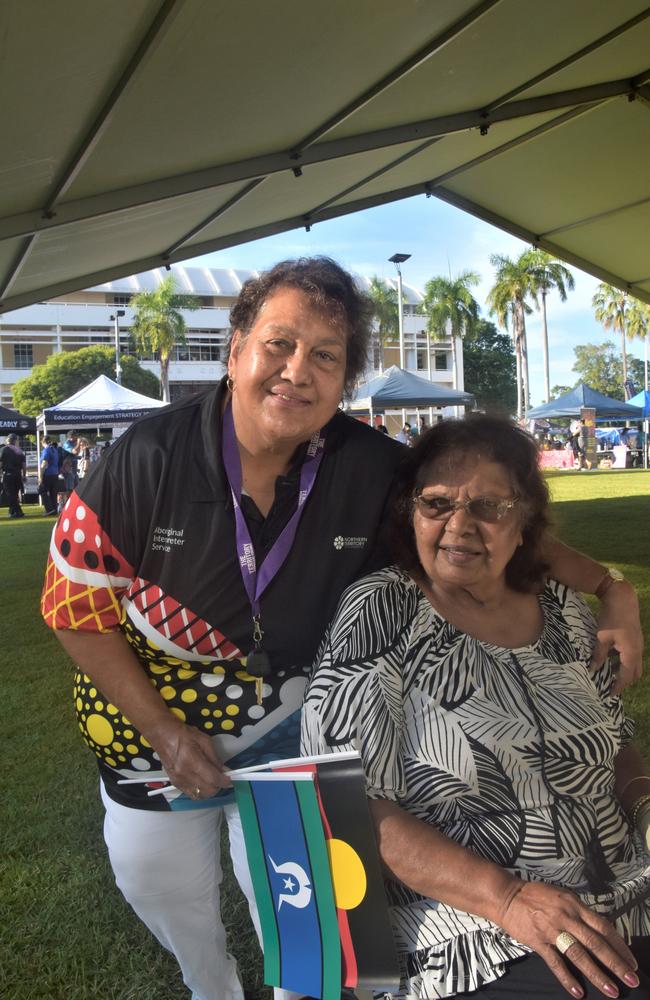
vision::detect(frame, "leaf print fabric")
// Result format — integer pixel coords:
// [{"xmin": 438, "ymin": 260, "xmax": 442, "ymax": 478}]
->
[{"xmin": 302, "ymin": 569, "xmax": 650, "ymax": 998}]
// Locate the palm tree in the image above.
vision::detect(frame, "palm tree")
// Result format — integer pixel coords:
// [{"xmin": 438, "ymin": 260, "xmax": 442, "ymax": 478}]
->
[
  {"xmin": 367, "ymin": 277, "xmax": 399, "ymax": 370},
  {"xmin": 592, "ymin": 283, "xmax": 629, "ymax": 390},
  {"xmin": 591, "ymin": 285, "xmax": 650, "ymax": 394},
  {"xmin": 487, "ymin": 254, "xmax": 534, "ymax": 420},
  {"xmin": 130, "ymin": 275, "xmax": 200, "ymax": 402},
  {"xmin": 522, "ymin": 249, "xmax": 574, "ymax": 403},
  {"xmin": 419, "ymin": 272, "xmax": 480, "ymax": 393},
  {"xmin": 625, "ymin": 297, "xmax": 650, "ymax": 394}
]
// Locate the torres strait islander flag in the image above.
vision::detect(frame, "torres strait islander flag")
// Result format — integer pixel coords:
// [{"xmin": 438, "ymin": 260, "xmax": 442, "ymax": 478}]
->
[{"xmin": 233, "ymin": 752, "xmax": 399, "ymax": 999}]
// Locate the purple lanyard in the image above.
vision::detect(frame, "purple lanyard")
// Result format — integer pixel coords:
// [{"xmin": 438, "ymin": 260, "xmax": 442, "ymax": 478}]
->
[{"xmin": 222, "ymin": 401, "xmax": 326, "ymax": 638}]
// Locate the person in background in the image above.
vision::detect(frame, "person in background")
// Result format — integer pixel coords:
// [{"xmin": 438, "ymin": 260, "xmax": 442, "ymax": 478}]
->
[
  {"xmin": 39, "ymin": 436, "xmax": 60, "ymax": 515},
  {"xmin": 1, "ymin": 432, "xmax": 26, "ymax": 518},
  {"xmin": 58, "ymin": 456, "xmax": 78, "ymax": 512},
  {"xmin": 577, "ymin": 419, "xmax": 592, "ymax": 470},
  {"xmin": 375, "ymin": 414, "xmax": 390, "ymax": 435},
  {"xmin": 303, "ymin": 415, "xmax": 650, "ymax": 1000},
  {"xmin": 76, "ymin": 437, "xmax": 91, "ymax": 479},
  {"xmin": 419, "ymin": 415, "xmax": 427, "ymax": 434},
  {"xmin": 63, "ymin": 432, "xmax": 80, "ymax": 474},
  {"xmin": 396, "ymin": 421, "xmax": 412, "ymax": 445},
  {"xmin": 41, "ymin": 258, "xmax": 644, "ymax": 1000}
]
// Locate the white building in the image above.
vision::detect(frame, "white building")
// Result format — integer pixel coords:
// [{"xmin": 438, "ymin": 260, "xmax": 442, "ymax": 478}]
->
[{"xmin": 0, "ymin": 265, "xmax": 462, "ymax": 412}]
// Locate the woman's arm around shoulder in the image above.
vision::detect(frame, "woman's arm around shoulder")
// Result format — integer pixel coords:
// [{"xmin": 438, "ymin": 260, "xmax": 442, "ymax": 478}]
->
[{"xmin": 544, "ymin": 535, "xmax": 642, "ymax": 693}]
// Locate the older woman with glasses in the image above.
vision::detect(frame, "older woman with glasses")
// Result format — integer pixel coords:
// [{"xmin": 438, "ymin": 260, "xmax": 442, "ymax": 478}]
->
[{"xmin": 302, "ymin": 415, "xmax": 650, "ymax": 1000}]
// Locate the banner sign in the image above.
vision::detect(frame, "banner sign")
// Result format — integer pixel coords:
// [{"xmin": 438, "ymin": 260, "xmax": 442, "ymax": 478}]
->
[{"xmin": 43, "ymin": 408, "xmax": 155, "ymax": 425}]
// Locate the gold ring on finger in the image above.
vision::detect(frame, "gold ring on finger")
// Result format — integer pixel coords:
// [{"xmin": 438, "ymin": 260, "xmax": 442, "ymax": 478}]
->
[{"xmin": 555, "ymin": 931, "xmax": 578, "ymax": 954}]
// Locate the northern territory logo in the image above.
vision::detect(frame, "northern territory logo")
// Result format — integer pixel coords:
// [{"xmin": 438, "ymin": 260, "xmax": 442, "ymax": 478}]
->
[{"xmin": 333, "ymin": 535, "xmax": 367, "ymax": 550}]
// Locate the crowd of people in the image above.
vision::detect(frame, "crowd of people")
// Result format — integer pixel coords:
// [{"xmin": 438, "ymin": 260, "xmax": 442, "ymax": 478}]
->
[
  {"xmin": 1, "ymin": 430, "xmax": 102, "ymax": 518},
  {"xmin": 27, "ymin": 256, "xmax": 650, "ymax": 999}
]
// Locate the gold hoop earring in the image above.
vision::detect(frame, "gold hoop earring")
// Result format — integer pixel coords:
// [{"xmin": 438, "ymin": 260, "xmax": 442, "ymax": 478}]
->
[{"xmin": 226, "ymin": 376, "xmax": 235, "ymax": 393}]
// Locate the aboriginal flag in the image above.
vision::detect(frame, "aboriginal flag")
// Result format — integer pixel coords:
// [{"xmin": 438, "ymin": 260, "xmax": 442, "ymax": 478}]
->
[{"xmin": 234, "ymin": 753, "xmax": 399, "ymax": 999}]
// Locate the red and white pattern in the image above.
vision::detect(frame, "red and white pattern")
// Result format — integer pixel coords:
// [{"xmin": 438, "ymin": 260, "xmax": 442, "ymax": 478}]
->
[
  {"xmin": 127, "ymin": 577, "xmax": 242, "ymax": 660},
  {"xmin": 41, "ymin": 492, "xmax": 134, "ymax": 632}
]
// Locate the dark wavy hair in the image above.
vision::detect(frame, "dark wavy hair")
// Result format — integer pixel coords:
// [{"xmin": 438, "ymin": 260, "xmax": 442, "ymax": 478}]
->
[
  {"xmin": 228, "ymin": 257, "xmax": 373, "ymax": 397},
  {"xmin": 389, "ymin": 415, "xmax": 550, "ymax": 592}
]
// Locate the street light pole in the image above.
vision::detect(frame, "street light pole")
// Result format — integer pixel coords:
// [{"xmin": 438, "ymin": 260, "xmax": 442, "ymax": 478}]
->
[
  {"xmin": 109, "ymin": 309, "xmax": 126, "ymax": 384},
  {"xmin": 389, "ymin": 253, "xmax": 411, "ymax": 370}
]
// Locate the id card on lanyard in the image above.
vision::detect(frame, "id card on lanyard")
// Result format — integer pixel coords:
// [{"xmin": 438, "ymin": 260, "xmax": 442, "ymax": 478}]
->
[{"xmin": 222, "ymin": 402, "xmax": 326, "ymax": 703}]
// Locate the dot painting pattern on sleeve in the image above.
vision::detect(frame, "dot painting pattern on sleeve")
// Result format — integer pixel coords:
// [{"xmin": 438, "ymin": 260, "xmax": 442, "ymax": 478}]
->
[{"xmin": 73, "ymin": 617, "xmax": 285, "ymax": 777}]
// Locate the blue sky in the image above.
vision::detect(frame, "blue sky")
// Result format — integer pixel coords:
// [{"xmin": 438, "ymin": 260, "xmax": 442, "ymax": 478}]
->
[{"xmin": 192, "ymin": 195, "xmax": 645, "ymax": 407}]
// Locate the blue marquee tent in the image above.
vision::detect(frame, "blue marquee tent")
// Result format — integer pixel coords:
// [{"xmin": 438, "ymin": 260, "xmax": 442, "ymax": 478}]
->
[
  {"xmin": 627, "ymin": 390, "xmax": 650, "ymax": 417},
  {"xmin": 527, "ymin": 383, "xmax": 643, "ymax": 420},
  {"xmin": 348, "ymin": 366, "xmax": 475, "ymax": 412}
]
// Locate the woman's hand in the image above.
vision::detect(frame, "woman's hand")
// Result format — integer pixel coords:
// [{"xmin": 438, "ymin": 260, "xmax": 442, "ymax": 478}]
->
[
  {"xmin": 590, "ymin": 580, "xmax": 643, "ymax": 694},
  {"xmin": 155, "ymin": 719, "xmax": 231, "ymax": 800},
  {"xmin": 54, "ymin": 630, "xmax": 232, "ymax": 801},
  {"xmin": 496, "ymin": 880, "xmax": 639, "ymax": 998}
]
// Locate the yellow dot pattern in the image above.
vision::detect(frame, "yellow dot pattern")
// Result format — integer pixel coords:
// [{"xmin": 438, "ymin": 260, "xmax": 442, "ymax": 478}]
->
[{"xmin": 71, "ymin": 620, "xmax": 283, "ymax": 780}]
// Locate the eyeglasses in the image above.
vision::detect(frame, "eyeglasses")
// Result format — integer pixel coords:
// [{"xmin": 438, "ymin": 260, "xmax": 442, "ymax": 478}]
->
[{"xmin": 413, "ymin": 492, "xmax": 521, "ymax": 523}]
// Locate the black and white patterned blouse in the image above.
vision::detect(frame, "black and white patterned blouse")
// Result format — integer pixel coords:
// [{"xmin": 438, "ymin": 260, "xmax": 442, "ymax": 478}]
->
[{"xmin": 301, "ymin": 569, "xmax": 650, "ymax": 998}]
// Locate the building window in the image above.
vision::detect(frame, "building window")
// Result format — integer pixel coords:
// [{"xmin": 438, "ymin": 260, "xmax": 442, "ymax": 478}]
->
[
  {"xmin": 112, "ymin": 294, "xmax": 132, "ymax": 306},
  {"xmin": 14, "ymin": 343, "xmax": 33, "ymax": 367},
  {"xmin": 435, "ymin": 352, "xmax": 448, "ymax": 371},
  {"xmin": 416, "ymin": 349, "xmax": 428, "ymax": 371},
  {"xmin": 172, "ymin": 340, "xmax": 221, "ymax": 362}
]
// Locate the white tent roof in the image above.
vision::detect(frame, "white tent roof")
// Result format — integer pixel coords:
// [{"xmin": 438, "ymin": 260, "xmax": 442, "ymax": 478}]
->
[
  {"xmin": 1, "ymin": 1, "xmax": 649, "ymax": 314},
  {"xmin": 39, "ymin": 375, "xmax": 166, "ymax": 430}
]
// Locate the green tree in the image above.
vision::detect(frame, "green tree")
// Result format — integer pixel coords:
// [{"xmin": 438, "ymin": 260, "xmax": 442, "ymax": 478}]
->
[
  {"xmin": 487, "ymin": 253, "xmax": 537, "ymax": 420},
  {"xmin": 367, "ymin": 277, "xmax": 399, "ymax": 370},
  {"xmin": 591, "ymin": 285, "xmax": 649, "ymax": 392},
  {"xmin": 12, "ymin": 346, "xmax": 160, "ymax": 415},
  {"xmin": 130, "ymin": 275, "xmax": 200, "ymax": 401},
  {"xmin": 419, "ymin": 271, "xmax": 480, "ymax": 395},
  {"xmin": 463, "ymin": 319, "xmax": 516, "ymax": 414},
  {"xmin": 625, "ymin": 298, "xmax": 650, "ymax": 392},
  {"xmin": 570, "ymin": 341, "xmax": 644, "ymax": 399},
  {"xmin": 550, "ymin": 385, "xmax": 572, "ymax": 399},
  {"xmin": 521, "ymin": 249, "xmax": 575, "ymax": 403}
]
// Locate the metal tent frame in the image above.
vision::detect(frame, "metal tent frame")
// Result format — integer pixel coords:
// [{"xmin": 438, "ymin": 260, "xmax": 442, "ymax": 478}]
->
[{"xmin": 0, "ymin": 1, "xmax": 648, "ymax": 313}]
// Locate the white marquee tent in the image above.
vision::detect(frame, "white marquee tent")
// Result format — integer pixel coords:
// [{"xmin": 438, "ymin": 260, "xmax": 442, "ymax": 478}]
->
[
  {"xmin": 0, "ymin": 1, "xmax": 648, "ymax": 315},
  {"xmin": 37, "ymin": 375, "xmax": 166, "ymax": 433}
]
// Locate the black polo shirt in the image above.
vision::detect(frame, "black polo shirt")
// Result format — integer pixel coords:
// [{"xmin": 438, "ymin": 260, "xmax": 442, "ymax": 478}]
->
[{"xmin": 42, "ymin": 379, "xmax": 404, "ymax": 808}]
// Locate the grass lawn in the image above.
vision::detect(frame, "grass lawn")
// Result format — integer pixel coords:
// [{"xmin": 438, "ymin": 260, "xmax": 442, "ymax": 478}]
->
[{"xmin": 3, "ymin": 472, "xmax": 649, "ymax": 999}]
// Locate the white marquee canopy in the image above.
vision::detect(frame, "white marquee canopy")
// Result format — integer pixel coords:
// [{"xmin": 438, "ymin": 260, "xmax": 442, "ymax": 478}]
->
[
  {"xmin": 38, "ymin": 375, "xmax": 166, "ymax": 431},
  {"xmin": 1, "ymin": 0, "xmax": 648, "ymax": 314}
]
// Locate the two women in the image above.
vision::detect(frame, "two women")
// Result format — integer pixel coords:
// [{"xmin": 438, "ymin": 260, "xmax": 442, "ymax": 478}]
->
[
  {"xmin": 302, "ymin": 416, "xmax": 650, "ymax": 999},
  {"xmin": 42, "ymin": 258, "xmax": 643, "ymax": 1000}
]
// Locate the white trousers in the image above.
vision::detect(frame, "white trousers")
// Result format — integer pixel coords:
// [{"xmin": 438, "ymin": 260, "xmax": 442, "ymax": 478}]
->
[{"xmin": 101, "ymin": 783, "xmax": 301, "ymax": 1000}]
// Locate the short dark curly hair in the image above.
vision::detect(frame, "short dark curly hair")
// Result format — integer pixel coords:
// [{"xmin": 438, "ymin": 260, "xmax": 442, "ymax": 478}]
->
[
  {"xmin": 228, "ymin": 257, "xmax": 373, "ymax": 397},
  {"xmin": 389, "ymin": 415, "xmax": 550, "ymax": 592}
]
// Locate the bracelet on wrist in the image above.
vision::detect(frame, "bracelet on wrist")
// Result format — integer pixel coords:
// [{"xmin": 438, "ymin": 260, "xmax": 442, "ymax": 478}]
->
[{"xmin": 629, "ymin": 792, "xmax": 650, "ymax": 830}]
